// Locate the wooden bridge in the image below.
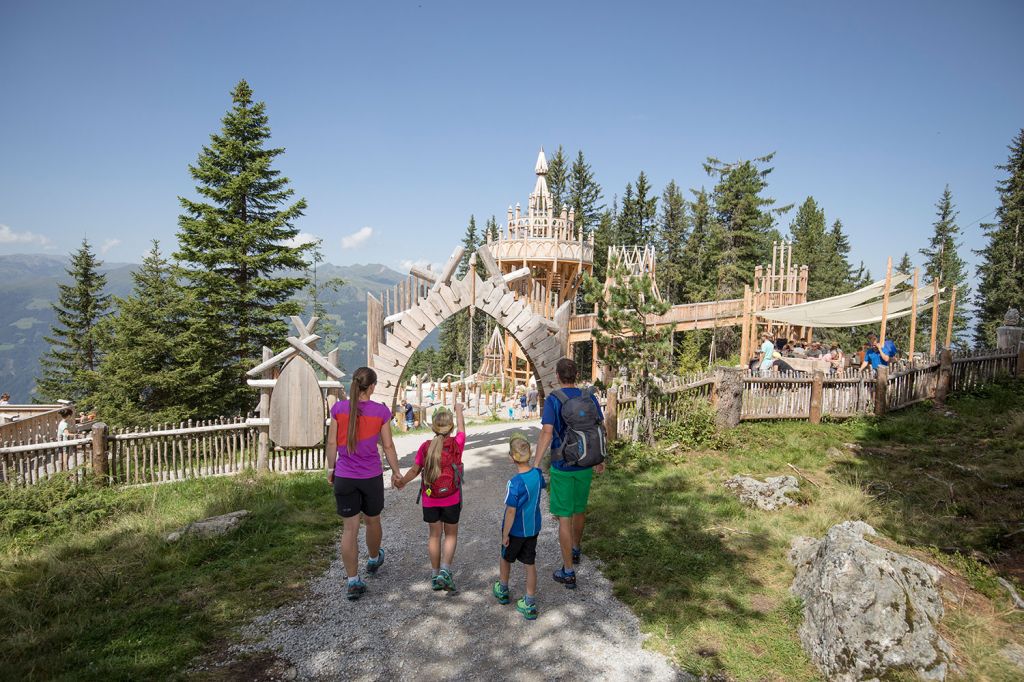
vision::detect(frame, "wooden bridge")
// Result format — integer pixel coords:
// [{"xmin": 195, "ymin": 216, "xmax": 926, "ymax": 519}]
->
[{"xmin": 567, "ymin": 297, "xmax": 747, "ymax": 344}]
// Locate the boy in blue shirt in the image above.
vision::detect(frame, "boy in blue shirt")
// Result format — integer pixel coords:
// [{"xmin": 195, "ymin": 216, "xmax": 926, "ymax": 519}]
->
[
  {"xmin": 493, "ymin": 432, "xmax": 545, "ymax": 620},
  {"xmin": 860, "ymin": 332, "xmax": 898, "ymax": 370}
]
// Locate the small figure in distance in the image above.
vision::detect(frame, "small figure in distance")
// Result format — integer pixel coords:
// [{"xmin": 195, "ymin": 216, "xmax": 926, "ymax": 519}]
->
[
  {"xmin": 395, "ymin": 403, "xmax": 466, "ymax": 592},
  {"xmin": 493, "ymin": 432, "xmax": 545, "ymax": 620},
  {"xmin": 56, "ymin": 407, "xmax": 73, "ymax": 440},
  {"xmin": 0, "ymin": 392, "xmax": 9, "ymax": 406}
]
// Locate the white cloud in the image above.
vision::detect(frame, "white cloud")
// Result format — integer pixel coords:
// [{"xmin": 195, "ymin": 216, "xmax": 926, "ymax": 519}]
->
[
  {"xmin": 0, "ymin": 223, "xmax": 51, "ymax": 246},
  {"xmin": 341, "ymin": 226, "xmax": 373, "ymax": 249},
  {"xmin": 400, "ymin": 258, "xmax": 441, "ymax": 273},
  {"xmin": 100, "ymin": 238, "xmax": 122, "ymax": 254},
  {"xmin": 284, "ymin": 232, "xmax": 321, "ymax": 249}
]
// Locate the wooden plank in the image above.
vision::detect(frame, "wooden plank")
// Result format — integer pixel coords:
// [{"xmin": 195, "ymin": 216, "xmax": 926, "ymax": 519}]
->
[
  {"xmin": 377, "ymin": 340, "xmax": 413, "ymax": 365},
  {"xmin": 285, "ymin": 337, "xmax": 345, "ymax": 379},
  {"xmin": 944, "ymin": 285, "xmax": 957, "ymax": 349},
  {"xmin": 409, "ymin": 265, "xmax": 437, "ymax": 284},
  {"xmin": 438, "ymin": 283, "xmax": 464, "ymax": 313},
  {"xmin": 879, "ymin": 256, "xmax": 893, "ymax": 345},
  {"xmin": 475, "ymin": 243, "xmax": 503, "ymax": 280},
  {"xmin": 385, "ymin": 324, "xmax": 416, "ymax": 349},
  {"xmin": 403, "ymin": 305, "xmax": 432, "ymax": 332},
  {"xmin": 246, "ymin": 334, "xmax": 321, "ymax": 376},
  {"xmin": 290, "ymin": 316, "xmax": 318, "ymax": 338},
  {"xmin": 431, "ymin": 246, "xmax": 465, "ymax": 291}
]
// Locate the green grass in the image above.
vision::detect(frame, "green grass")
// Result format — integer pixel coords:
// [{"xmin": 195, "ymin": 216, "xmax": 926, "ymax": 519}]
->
[
  {"xmin": 0, "ymin": 472, "xmax": 338, "ymax": 681},
  {"xmin": 587, "ymin": 379, "xmax": 1024, "ymax": 681}
]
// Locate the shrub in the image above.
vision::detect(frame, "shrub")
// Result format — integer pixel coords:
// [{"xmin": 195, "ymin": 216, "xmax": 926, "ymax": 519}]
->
[{"xmin": 656, "ymin": 397, "xmax": 725, "ymax": 449}]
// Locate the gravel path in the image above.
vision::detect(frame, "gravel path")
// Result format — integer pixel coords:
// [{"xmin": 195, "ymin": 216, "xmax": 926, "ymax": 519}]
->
[{"xmin": 233, "ymin": 421, "xmax": 689, "ymax": 681}]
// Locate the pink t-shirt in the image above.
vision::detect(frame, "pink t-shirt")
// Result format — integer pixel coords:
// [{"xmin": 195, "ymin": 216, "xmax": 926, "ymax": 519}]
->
[
  {"xmin": 331, "ymin": 399, "xmax": 393, "ymax": 479},
  {"xmin": 414, "ymin": 432, "xmax": 465, "ymax": 507}
]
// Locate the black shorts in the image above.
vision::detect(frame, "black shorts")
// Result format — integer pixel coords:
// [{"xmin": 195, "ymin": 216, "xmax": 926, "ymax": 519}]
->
[
  {"xmin": 422, "ymin": 500, "xmax": 462, "ymax": 524},
  {"xmin": 333, "ymin": 475, "xmax": 385, "ymax": 518},
  {"xmin": 501, "ymin": 534, "xmax": 538, "ymax": 565}
]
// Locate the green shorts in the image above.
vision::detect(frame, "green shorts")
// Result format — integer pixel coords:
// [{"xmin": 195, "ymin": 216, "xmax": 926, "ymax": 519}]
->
[{"xmin": 549, "ymin": 466, "xmax": 594, "ymax": 517}]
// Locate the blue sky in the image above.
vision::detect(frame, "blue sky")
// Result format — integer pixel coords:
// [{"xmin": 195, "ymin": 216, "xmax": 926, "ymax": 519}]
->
[{"xmin": 2, "ymin": 1, "xmax": 1022, "ymax": 294}]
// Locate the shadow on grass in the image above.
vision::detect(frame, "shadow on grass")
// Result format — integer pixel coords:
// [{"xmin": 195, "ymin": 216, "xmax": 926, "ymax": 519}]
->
[
  {"xmin": 0, "ymin": 472, "xmax": 338, "ymax": 681},
  {"xmin": 834, "ymin": 379, "xmax": 1024, "ymax": 586}
]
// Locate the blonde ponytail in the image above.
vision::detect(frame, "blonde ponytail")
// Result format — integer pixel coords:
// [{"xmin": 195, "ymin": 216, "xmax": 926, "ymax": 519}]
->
[{"xmin": 424, "ymin": 408, "xmax": 454, "ymax": 484}]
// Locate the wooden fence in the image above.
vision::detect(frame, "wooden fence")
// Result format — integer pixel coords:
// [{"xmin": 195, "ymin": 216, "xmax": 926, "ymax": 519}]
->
[{"xmin": 609, "ymin": 346, "xmax": 1023, "ymax": 438}]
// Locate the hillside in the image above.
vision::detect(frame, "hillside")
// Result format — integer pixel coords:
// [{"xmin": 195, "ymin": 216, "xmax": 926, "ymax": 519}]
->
[{"xmin": 0, "ymin": 255, "xmax": 406, "ymax": 402}]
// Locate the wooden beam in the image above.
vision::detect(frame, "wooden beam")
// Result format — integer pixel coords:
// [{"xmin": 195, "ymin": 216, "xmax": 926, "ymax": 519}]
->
[
  {"xmin": 290, "ymin": 316, "xmax": 318, "ymax": 338},
  {"xmin": 247, "ymin": 379, "xmax": 344, "ymax": 389},
  {"xmin": 431, "ymin": 246, "xmax": 465, "ymax": 292},
  {"xmin": 409, "ymin": 265, "xmax": 437, "ymax": 283},
  {"xmin": 382, "ymin": 311, "xmax": 404, "ymax": 326},
  {"xmin": 285, "ymin": 336, "xmax": 344, "ymax": 379},
  {"xmin": 930, "ymin": 276, "xmax": 940, "ymax": 355},
  {"xmin": 908, "ymin": 268, "xmax": 919, "ymax": 359},
  {"xmin": 246, "ymin": 334, "xmax": 321, "ymax": 376},
  {"xmin": 475, "ymin": 243, "xmax": 503, "ymax": 281},
  {"xmin": 944, "ymin": 285, "xmax": 957, "ymax": 349},
  {"xmin": 878, "ymin": 256, "xmax": 893, "ymax": 345},
  {"xmin": 502, "ymin": 267, "xmax": 531, "ymax": 284}
]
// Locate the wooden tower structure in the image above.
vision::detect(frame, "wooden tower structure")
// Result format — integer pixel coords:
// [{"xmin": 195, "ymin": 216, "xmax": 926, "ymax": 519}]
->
[{"xmin": 487, "ymin": 149, "xmax": 595, "ymax": 386}]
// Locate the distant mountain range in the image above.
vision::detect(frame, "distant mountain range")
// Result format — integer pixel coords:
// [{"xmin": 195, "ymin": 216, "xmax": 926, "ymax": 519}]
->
[{"xmin": 0, "ymin": 254, "xmax": 408, "ymax": 403}]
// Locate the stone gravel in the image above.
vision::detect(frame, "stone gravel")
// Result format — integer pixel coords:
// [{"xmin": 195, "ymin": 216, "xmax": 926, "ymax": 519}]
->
[{"xmin": 231, "ymin": 421, "xmax": 689, "ymax": 681}]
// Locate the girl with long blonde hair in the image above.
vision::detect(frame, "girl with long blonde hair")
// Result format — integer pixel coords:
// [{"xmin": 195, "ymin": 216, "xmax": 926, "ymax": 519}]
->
[{"xmin": 396, "ymin": 402, "xmax": 466, "ymax": 591}]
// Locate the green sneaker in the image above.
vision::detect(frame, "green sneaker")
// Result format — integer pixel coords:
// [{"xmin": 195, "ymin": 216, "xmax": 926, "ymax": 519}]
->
[
  {"xmin": 437, "ymin": 568, "xmax": 456, "ymax": 592},
  {"xmin": 516, "ymin": 597, "xmax": 538, "ymax": 620},
  {"xmin": 346, "ymin": 578, "xmax": 367, "ymax": 601},
  {"xmin": 492, "ymin": 581, "xmax": 510, "ymax": 604},
  {"xmin": 431, "ymin": 574, "xmax": 444, "ymax": 591},
  {"xmin": 366, "ymin": 548, "xmax": 385, "ymax": 574}
]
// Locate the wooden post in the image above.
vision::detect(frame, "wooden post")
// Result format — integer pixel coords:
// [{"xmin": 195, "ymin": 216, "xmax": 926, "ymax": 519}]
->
[
  {"xmin": 908, "ymin": 268, "xmax": 919, "ymax": 361},
  {"xmin": 929, "ymin": 276, "xmax": 940, "ymax": 355},
  {"xmin": 944, "ymin": 286, "xmax": 958, "ymax": 350},
  {"xmin": 91, "ymin": 422, "xmax": 109, "ymax": 484},
  {"xmin": 740, "ymin": 285, "xmax": 752, "ymax": 365},
  {"xmin": 874, "ymin": 366, "xmax": 889, "ymax": 416},
  {"xmin": 879, "ymin": 256, "xmax": 893, "ymax": 346},
  {"xmin": 1017, "ymin": 342, "xmax": 1024, "ymax": 377},
  {"xmin": 714, "ymin": 367, "xmax": 744, "ymax": 430},
  {"xmin": 809, "ymin": 371, "xmax": 824, "ymax": 424},
  {"xmin": 606, "ymin": 387, "xmax": 618, "ymax": 443},
  {"xmin": 258, "ymin": 346, "xmax": 271, "ymax": 472},
  {"xmin": 935, "ymin": 348, "xmax": 953, "ymax": 405}
]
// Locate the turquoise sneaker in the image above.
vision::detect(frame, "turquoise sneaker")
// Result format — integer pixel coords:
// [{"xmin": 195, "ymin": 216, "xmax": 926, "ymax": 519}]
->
[
  {"xmin": 346, "ymin": 578, "xmax": 367, "ymax": 600},
  {"xmin": 516, "ymin": 597, "xmax": 538, "ymax": 620},
  {"xmin": 431, "ymin": 574, "xmax": 444, "ymax": 591},
  {"xmin": 366, "ymin": 548, "xmax": 385, "ymax": 574},
  {"xmin": 492, "ymin": 581, "xmax": 510, "ymax": 604},
  {"xmin": 437, "ymin": 568, "xmax": 456, "ymax": 592}
]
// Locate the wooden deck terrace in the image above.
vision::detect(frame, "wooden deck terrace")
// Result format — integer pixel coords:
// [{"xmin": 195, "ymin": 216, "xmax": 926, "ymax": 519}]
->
[{"xmin": 568, "ymin": 297, "xmax": 746, "ymax": 343}]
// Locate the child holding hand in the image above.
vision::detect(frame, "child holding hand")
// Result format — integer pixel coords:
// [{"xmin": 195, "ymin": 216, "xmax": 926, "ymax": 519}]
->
[
  {"xmin": 493, "ymin": 432, "xmax": 545, "ymax": 620},
  {"xmin": 396, "ymin": 403, "xmax": 466, "ymax": 591}
]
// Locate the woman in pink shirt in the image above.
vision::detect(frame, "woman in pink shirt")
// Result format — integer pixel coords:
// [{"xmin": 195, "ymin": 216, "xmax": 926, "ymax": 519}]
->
[
  {"xmin": 396, "ymin": 403, "xmax": 466, "ymax": 591},
  {"xmin": 327, "ymin": 367, "xmax": 405, "ymax": 601}
]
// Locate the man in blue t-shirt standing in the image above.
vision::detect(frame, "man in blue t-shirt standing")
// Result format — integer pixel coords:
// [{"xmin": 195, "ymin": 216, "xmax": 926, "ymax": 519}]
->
[
  {"xmin": 860, "ymin": 332, "xmax": 898, "ymax": 371},
  {"xmin": 532, "ymin": 358, "xmax": 605, "ymax": 589}
]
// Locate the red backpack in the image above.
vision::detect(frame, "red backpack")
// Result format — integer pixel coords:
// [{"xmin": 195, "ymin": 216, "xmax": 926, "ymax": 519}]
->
[{"xmin": 419, "ymin": 437, "xmax": 463, "ymax": 501}]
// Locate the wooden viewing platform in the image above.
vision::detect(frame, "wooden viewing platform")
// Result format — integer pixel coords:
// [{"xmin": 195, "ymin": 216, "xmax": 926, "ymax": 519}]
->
[{"xmin": 567, "ymin": 297, "xmax": 747, "ymax": 343}]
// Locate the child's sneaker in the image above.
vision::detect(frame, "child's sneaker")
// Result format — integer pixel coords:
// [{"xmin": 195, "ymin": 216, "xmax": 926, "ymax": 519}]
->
[
  {"xmin": 492, "ymin": 581, "xmax": 510, "ymax": 604},
  {"xmin": 366, "ymin": 549, "xmax": 385, "ymax": 574},
  {"xmin": 516, "ymin": 598, "xmax": 538, "ymax": 620},
  {"xmin": 437, "ymin": 568, "xmax": 456, "ymax": 592},
  {"xmin": 346, "ymin": 578, "xmax": 367, "ymax": 600},
  {"xmin": 431, "ymin": 574, "xmax": 444, "ymax": 591},
  {"xmin": 572, "ymin": 546, "xmax": 582, "ymax": 564},
  {"xmin": 552, "ymin": 567, "xmax": 577, "ymax": 589}
]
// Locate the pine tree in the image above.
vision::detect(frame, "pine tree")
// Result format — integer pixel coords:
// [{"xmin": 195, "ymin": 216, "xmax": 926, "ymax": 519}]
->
[
  {"xmin": 547, "ymin": 146, "xmax": 569, "ymax": 212},
  {"xmin": 680, "ymin": 188, "xmax": 722, "ymax": 304},
  {"xmin": 439, "ymin": 216, "xmax": 487, "ymax": 375},
  {"xmin": 457, "ymin": 215, "xmax": 477, "ymax": 278},
  {"xmin": 705, "ymin": 154, "xmax": 790, "ymax": 299},
  {"xmin": 826, "ymin": 219, "xmax": 858, "ymax": 293},
  {"xmin": 92, "ymin": 242, "xmax": 223, "ymax": 425},
  {"xmin": 592, "ymin": 202, "xmax": 618, "ymax": 283},
  {"xmin": 175, "ymin": 80, "xmax": 311, "ymax": 415},
  {"xmin": 485, "ymin": 215, "xmax": 500, "ymax": 242},
  {"xmin": 583, "ymin": 254, "xmax": 672, "ymax": 445},
  {"xmin": 616, "ymin": 172, "xmax": 658, "ymax": 246},
  {"xmin": 884, "ymin": 252, "xmax": 916, "ymax": 353},
  {"xmin": 789, "ymin": 197, "xmax": 829, "ymax": 299},
  {"xmin": 975, "ymin": 128, "xmax": 1024, "ymax": 347},
  {"xmin": 919, "ymin": 185, "xmax": 971, "ymax": 349},
  {"xmin": 567, "ymin": 150, "xmax": 604, "ymax": 237},
  {"xmin": 655, "ymin": 180, "xmax": 689, "ymax": 303},
  {"xmin": 37, "ymin": 238, "xmax": 111, "ymax": 405}
]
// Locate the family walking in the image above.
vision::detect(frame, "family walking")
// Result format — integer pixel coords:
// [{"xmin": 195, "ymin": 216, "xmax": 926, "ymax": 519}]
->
[{"xmin": 325, "ymin": 359, "xmax": 607, "ymax": 620}]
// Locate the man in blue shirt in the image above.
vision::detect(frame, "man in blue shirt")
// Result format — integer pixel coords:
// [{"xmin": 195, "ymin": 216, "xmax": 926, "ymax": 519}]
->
[
  {"xmin": 860, "ymin": 332, "xmax": 898, "ymax": 370},
  {"xmin": 532, "ymin": 358, "xmax": 605, "ymax": 589}
]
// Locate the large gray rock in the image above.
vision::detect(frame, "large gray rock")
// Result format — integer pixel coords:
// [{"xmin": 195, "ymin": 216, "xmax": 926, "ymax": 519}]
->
[
  {"xmin": 724, "ymin": 474, "xmax": 800, "ymax": 511},
  {"xmin": 789, "ymin": 521, "xmax": 951, "ymax": 681},
  {"xmin": 166, "ymin": 510, "xmax": 250, "ymax": 542}
]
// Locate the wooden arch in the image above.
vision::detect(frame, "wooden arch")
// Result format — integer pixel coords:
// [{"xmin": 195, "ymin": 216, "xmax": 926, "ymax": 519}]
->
[{"xmin": 368, "ymin": 246, "xmax": 569, "ymax": 406}]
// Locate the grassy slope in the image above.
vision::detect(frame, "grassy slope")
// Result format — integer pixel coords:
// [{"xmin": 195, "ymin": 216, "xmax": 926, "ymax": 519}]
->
[
  {"xmin": 0, "ymin": 472, "xmax": 337, "ymax": 681},
  {"xmin": 587, "ymin": 380, "xmax": 1024, "ymax": 681}
]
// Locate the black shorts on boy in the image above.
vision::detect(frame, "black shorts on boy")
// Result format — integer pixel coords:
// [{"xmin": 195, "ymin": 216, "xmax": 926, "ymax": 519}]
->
[{"xmin": 501, "ymin": 534, "xmax": 538, "ymax": 565}]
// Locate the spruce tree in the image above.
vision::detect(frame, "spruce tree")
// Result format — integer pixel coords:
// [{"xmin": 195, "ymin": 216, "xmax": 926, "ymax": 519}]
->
[
  {"xmin": 547, "ymin": 146, "xmax": 569, "ymax": 212},
  {"xmin": 919, "ymin": 185, "xmax": 971, "ymax": 348},
  {"xmin": 567, "ymin": 150, "xmax": 603, "ymax": 237},
  {"xmin": 616, "ymin": 172, "xmax": 658, "ymax": 246},
  {"xmin": 92, "ymin": 242, "xmax": 223, "ymax": 425},
  {"xmin": 825, "ymin": 219, "xmax": 858, "ymax": 293},
  {"xmin": 583, "ymin": 255, "xmax": 672, "ymax": 446},
  {"xmin": 37, "ymin": 238, "xmax": 111, "ymax": 405},
  {"xmin": 175, "ymin": 80, "xmax": 311, "ymax": 415},
  {"xmin": 680, "ymin": 188, "xmax": 722, "ymax": 303},
  {"xmin": 705, "ymin": 154, "xmax": 790, "ymax": 299},
  {"xmin": 592, "ymin": 202, "xmax": 618, "ymax": 283},
  {"xmin": 655, "ymin": 180, "xmax": 689, "ymax": 303},
  {"xmin": 975, "ymin": 128, "xmax": 1024, "ymax": 347},
  {"xmin": 485, "ymin": 215, "xmax": 500, "ymax": 242}
]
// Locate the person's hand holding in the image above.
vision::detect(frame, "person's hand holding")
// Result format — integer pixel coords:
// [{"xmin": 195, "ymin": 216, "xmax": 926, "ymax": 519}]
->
[
  {"xmin": 594, "ymin": 462, "xmax": 606, "ymax": 474},
  {"xmin": 502, "ymin": 533, "xmax": 510, "ymax": 547},
  {"xmin": 328, "ymin": 470, "xmax": 335, "ymax": 485},
  {"xmin": 391, "ymin": 472, "xmax": 404, "ymax": 490}
]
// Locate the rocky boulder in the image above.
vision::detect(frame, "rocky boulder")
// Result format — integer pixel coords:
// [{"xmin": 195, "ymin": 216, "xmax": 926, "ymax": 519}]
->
[
  {"xmin": 166, "ymin": 510, "xmax": 250, "ymax": 543},
  {"xmin": 724, "ymin": 474, "xmax": 800, "ymax": 511},
  {"xmin": 789, "ymin": 521, "xmax": 951, "ymax": 681}
]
